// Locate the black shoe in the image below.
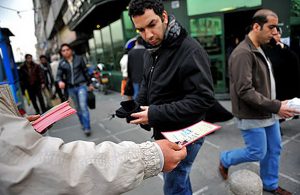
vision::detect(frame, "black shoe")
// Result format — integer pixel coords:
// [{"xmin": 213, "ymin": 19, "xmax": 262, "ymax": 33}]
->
[
  {"xmin": 218, "ymin": 161, "xmax": 229, "ymax": 180},
  {"xmin": 84, "ymin": 129, "xmax": 91, "ymax": 137},
  {"xmin": 264, "ymin": 186, "xmax": 292, "ymax": 195}
]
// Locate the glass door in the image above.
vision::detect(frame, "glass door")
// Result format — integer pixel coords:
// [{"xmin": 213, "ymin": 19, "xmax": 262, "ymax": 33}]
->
[{"xmin": 190, "ymin": 16, "xmax": 226, "ymax": 93}]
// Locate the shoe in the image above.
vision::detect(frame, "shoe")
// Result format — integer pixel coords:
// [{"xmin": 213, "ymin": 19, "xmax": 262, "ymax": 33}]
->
[
  {"xmin": 264, "ymin": 186, "xmax": 292, "ymax": 195},
  {"xmin": 84, "ymin": 129, "xmax": 91, "ymax": 137},
  {"xmin": 218, "ymin": 161, "xmax": 228, "ymax": 180}
]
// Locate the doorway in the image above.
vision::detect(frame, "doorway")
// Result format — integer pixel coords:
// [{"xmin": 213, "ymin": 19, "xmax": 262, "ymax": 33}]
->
[{"xmin": 223, "ymin": 9, "xmax": 257, "ymax": 88}]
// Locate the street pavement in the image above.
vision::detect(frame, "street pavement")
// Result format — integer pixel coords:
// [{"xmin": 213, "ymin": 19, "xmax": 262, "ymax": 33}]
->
[{"xmin": 29, "ymin": 91, "xmax": 300, "ymax": 195}]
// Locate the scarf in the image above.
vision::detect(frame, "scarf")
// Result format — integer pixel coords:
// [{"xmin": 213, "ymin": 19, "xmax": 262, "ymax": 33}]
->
[{"xmin": 147, "ymin": 15, "xmax": 186, "ymax": 54}]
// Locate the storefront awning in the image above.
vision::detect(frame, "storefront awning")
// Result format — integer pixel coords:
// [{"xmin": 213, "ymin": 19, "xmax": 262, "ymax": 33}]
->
[{"xmin": 69, "ymin": 0, "xmax": 131, "ymax": 33}]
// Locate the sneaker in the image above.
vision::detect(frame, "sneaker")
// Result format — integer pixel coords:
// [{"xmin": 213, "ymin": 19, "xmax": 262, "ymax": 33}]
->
[
  {"xmin": 264, "ymin": 186, "xmax": 292, "ymax": 195},
  {"xmin": 218, "ymin": 161, "xmax": 229, "ymax": 180},
  {"xmin": 84, "ymin": 129, "xmax": 91, "ymax": 137}
]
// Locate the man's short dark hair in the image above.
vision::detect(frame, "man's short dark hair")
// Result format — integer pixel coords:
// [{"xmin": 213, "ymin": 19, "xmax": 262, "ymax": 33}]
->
[
  {"xmin": 25, "ymin": 54, "xmax": 32, "ymax": 59},
  {"xmin": 128, "ymin": 0, "xmax": 164, "ymax": 18},
  {"xmin": 39, "ymin": 55, "xmax": 47, "ymax": 60},
  {"xmin": 251, "ymin": 9, "xmax": 278, "ymax": 30},
  {"xmin": 60, "ymin": 43, "xmax": 72, "ymax": 53}
]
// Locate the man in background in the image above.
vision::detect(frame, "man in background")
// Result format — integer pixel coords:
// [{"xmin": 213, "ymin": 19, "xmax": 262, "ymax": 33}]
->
[
  {"xmin": 219, "ymin": 9, "xmax": 296, "ymax": 195},
  {"xmin": 56, "ymin": 43, "xmax": 93, "ymax": 136},
  {"xmin": 39, "ymin": 55, "xmax": 55, "ymax": 109},
  {"xmin": 19, "ymin": 54, "xmax": 47, "ymax": 114},
  {"xmin": 128, "ymin": 36, "xmax": 147, "ymax": 100}
]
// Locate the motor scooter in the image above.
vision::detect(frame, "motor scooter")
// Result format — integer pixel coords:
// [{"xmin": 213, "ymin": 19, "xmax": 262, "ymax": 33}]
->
[{"xmin": 97, "ymin": 63, "xmax": 111, "ymax": 95}]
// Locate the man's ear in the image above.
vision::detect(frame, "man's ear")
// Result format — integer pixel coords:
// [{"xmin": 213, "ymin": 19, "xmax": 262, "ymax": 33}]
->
[
  {"xmin": 162, "ymin": 10, "xmax": 168, "ymax": 24},
  {"xmin": 253, "ymin": 23, "xmax": 261, "ymax": 32}
]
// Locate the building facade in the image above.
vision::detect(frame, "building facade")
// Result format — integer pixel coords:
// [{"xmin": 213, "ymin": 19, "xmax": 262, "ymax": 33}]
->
[{"xmin": 33, "ymin": 0, "xmax": 300, "ymax": 95}]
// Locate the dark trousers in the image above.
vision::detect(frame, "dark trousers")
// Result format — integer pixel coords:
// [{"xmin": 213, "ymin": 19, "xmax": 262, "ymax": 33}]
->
[
  {"xmin": 54, "ymin": 82, "xmax": 67, "ymax": 102},
  {"xmin": 28, "ymin": 87, "xmax": 47, "ymax": 114}
]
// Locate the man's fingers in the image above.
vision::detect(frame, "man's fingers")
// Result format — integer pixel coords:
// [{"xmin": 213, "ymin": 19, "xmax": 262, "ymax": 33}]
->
[
  {"xmin": 130, "ymin": 112, "xmax": 140, "ymax": 118},
  {"xmin": 169, "ymin": 142, "xmax": 183, "ymax": 150},
  {"xmin": 177, "ymin": 147, "xmax": 187, "ymax": 160},
  {"xmin": 140, "ymin": 106, "xmax": 148, "ymax": 110},
  {"xmin": 130, "ymin": 118, "xmax": 144, "ymax": 124},
  {"xmin": 27, "ymin": 115, "xmax": 41, "ymax": 122}
]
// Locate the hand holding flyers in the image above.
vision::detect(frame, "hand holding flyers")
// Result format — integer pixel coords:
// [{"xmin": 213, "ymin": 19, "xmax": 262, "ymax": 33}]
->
[
  {"xmin": 162, "ymin": 121, "xmax": 221, "ymax": 146},
  {"xmin": 31, "ymin": 101, "xmax": 76, "ymax": 133}
]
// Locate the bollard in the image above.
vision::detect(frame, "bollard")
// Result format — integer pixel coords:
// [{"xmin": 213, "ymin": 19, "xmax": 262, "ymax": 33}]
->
[{"xmin": 227, "ymin": 169, "xmax": 263, "ymax": 195}]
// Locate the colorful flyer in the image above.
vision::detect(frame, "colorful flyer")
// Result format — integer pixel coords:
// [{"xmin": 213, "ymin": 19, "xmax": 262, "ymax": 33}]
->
[{"xmin": 161, "ymin": 121, "xmax": 221, "ymax": 146}]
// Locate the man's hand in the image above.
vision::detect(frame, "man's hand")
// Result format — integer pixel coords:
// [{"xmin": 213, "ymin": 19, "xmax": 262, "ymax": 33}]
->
[
  {"xmin": 278, "ymin": 100, "xmax": 299, "ymax": 119},
  {"xmin": 58, "ymin": 81, "xmax": 65, "ymax": 89},
  {"xmin": 26, "ymin": 115, "xmax": 40, "ymax": 122},
  {"xmin": 41, "ymin": 84, "xmax": 45, "ymax": 89},
  {"xmin": 155, "ymin": 139, "xmax": 187, "ymax": 172},
  {"xmin": 130, "ymin": 106, "xmax": 149, "ymax": 125}
]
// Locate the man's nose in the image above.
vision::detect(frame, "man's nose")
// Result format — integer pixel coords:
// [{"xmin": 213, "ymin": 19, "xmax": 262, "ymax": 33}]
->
[
  {"xmin": 145, "ymin": 28, "xmax": 153, "ymax": 40},
  {"xmin": 272, "ymin": 27, "xmax": 278, "ymax": 35}
]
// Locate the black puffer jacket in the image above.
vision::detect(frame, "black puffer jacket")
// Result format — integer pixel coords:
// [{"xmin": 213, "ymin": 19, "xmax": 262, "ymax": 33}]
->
[
  {"xmin": 137, "ymin": 28, "xmax": 215, "ymax": 140},
  {"xmin": 56, "ymin": 55, "xmax": 91, "ymax": 87}
]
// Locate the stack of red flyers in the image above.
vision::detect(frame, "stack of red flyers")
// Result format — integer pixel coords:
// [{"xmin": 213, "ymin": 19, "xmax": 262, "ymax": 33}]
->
[{"xmin": 32, "ymin": 101, "xmax": 77, "ymax": 133}]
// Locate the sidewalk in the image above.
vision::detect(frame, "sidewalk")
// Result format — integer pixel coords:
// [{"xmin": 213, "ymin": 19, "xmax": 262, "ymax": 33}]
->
[{"xmin": 45, "ymin": 91, "xmax": 300, "ymax": 195}]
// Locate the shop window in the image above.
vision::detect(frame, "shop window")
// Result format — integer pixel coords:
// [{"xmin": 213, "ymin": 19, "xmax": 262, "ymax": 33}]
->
[
  {"xmin": 93, "ymin": 30, "xmax": 104, "ymax": 64},
  {"xmin": 190, "ymin": 17, "xmax": 222, "ymax": 55},
  {"xmin": 190, "ymin": 16, "xmax": 226, "ymax": 92},
  {"xmin": 111, "ymin": 19, "xmax": 125, "ymax": 71},
  {"xmin": 101, "ymin": 26, "xmax": 114, "ymax": 69},
  {"xmin": 122, "ymin": 11, "xmax": 137, "ymax": 41},
  {"xmin": 88, "ymin": 38, "xmax": 97, "ymax": 66}
]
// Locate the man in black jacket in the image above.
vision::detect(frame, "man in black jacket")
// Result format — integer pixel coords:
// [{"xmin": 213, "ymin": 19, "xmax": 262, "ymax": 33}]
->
[
  {"xmin": 19, "ymin": 54, "xmax": 47, "ymax": 114},
  {"xmin": 128, "ymin": 36, "xmax": 147, "ymax": 100},
  {"xmin": 56, "ymin": 43, "xmax": 93, "ymax": 136},
  {"xmin": 128, "ymin": 0, "xmax": 215, "ymax": 194}
]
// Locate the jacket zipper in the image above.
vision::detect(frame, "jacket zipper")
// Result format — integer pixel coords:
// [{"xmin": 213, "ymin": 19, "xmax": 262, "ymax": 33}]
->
[
  {"xmin": 69, "ymin": 61, "xmax": 74, "ymax": 85},
  {"xmin": 147, "ymin": 55, "xmax": 158, "ymax": 103}
]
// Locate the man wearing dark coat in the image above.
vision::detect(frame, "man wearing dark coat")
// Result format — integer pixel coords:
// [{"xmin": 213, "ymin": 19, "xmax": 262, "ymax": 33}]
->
[
  {"xmin": 128, "ymin": 0, "xmax": 215, "ymax": 194},
  {"xmin": 19, "ymin": 54, "xmax": 47, "ymax": 114}
]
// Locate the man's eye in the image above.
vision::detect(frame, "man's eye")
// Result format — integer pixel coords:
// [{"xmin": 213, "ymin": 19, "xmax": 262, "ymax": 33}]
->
[
  {"xmin": 149, "ymin": 23, "xmax": 156, "ymax": 28},
  {"xmin": 269, "ymin": 25, "xmax": 278, "ymax": 30}
]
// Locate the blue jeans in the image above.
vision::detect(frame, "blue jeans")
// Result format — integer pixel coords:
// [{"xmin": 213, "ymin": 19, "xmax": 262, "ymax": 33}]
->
[
  {"xmin": 220, "ymin": 121, "xmax": 281, "ymax": 190},
  {"xmin": 133, "ymin": 82, "xmax": 140, "ymax": 100},
  {"xmin": 68, "ymin": 85, "xmax": 91, "ymax": 130},
  {"xmin": 163, "ymin": 138, "xmax": 204, "ymax": 195}
]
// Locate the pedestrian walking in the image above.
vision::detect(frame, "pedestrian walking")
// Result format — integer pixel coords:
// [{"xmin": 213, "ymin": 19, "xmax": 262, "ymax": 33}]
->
[
  {"xmin": 128, "ymin": 36, "xmax": 146, "ymax": 100},
  {"xmin": 39, "ymin": 55, "xmax": 55, "ymax": 109},
  {"xmin": 19, "ymin": 54, "xmax": 47, "ymax": 114},
  {"xmin": 219, "ymin": 9, "xmax": 297, "ymax": 195},
  {"xmin": 128, "ymin": 0, "xmax": 215, "ymax": 194},
  {"xmin": 120, "ymin": 48, "xmax": 132, "ymax": 99},
  {"xmin": 50, "ymin": 54, "xmax": 66, "ymax": 102},
  {"xmin": 56, "ymin": 43, "xmax": 93, "ymax": 136}
]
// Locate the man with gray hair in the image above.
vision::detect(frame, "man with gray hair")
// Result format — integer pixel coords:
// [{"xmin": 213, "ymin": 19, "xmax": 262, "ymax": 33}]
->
[{"xmin": 219, "ymin": 9, "xmax": 297, "ymax": 195}]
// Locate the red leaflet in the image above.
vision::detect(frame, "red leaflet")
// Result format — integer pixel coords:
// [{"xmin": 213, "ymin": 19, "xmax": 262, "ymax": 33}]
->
[{"xmin": 32, "ymin": 101, "xmax": 76, "ymax": 133}]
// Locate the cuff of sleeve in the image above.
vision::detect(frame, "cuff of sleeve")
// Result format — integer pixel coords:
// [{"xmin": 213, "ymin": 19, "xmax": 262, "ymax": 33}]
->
[
  {"xmin": 138, "ymin": 141, "xmax": 162, "ymax": 179},
  {"xmin": 153, "ymin": 142, "xmax": 164, "ymax": 171}
]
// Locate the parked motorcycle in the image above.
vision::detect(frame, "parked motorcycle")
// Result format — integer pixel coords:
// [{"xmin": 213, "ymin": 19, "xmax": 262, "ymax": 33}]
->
[{"xmin": 96, "ymin": 63, "xmax": 111, "ymax": 95}]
